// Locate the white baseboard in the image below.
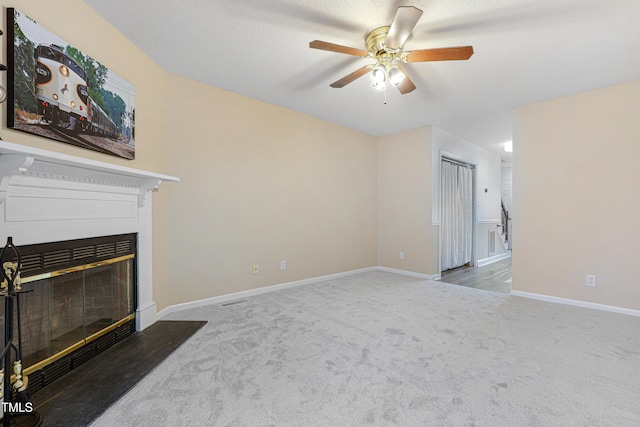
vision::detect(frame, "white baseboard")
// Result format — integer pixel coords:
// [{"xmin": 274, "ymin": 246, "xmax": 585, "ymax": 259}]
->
[
  {"xmin": 510, "ymin": 290, "xmax": 640, "ymax": 318},
  {"xmin": 158, "ymin": 266, "xmax": 640, "ymax": 321},
  {"xmin": 377, "ymin": 266, "xmax": 436, "ymax": 280},
  {"xmin": 477, "ymin": 252, "xmax": 511, "ymax": 267},
  {"xmin": 157, "ymin": 267, "xmax": 377, "ymax": 319},
  {"xmin": 136, "ymin": 301, "xmax": 158, "ymax": 331}
]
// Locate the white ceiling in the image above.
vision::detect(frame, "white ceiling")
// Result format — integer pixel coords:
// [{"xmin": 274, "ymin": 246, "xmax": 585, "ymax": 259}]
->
[{"xmin": 82, "ymin": 0, "xmax": 640, "ymax": 161}]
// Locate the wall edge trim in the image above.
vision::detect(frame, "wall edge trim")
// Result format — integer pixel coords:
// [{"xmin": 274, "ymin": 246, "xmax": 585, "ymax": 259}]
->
[
  {"xmin": 376, "ymin": 266, "xmax": 436, "ymax": 280},
  {"xmin": 477, "ymin": 252, "xmax": 511, "ymax": 267},
  {"xmin": 157, "ymin": 267, "xmax": 378, "ymax": 319},
  {"xmin": 510, "ymin": 290, "xmax": 640, "ymax": 317}
]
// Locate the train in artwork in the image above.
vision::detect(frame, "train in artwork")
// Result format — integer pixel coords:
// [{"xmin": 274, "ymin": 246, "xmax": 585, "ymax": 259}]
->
[{"xmin": 34, "ymin": 44, "xmax": 117, "ymax": 139}]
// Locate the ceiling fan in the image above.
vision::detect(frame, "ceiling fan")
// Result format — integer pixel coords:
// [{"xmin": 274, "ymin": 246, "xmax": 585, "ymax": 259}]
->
[{"xmin": 309, "ymin": 6, "xmax": 473, "ymax": 94}]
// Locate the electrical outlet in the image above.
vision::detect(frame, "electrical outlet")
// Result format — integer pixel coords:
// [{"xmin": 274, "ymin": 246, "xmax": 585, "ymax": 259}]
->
[
  {"xmin": 586, "ymin": 275, "xmax": 596, "ymax": 287},
  {"xmin": 252, "ymin": 264, "xmax": 259, "ymax": 274},
  {"xmin": 399, "ymin": 251, "xmax": 404, "ymax": 260},
  {"xmin": 280, "ymin": 260, "xmax": 286, "ymax": 270}
]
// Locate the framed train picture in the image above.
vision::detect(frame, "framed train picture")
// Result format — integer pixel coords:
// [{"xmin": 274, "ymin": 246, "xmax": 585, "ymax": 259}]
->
[{"xmin": 7, "ymin": 8, "xmax": 135, "ymax": 160}]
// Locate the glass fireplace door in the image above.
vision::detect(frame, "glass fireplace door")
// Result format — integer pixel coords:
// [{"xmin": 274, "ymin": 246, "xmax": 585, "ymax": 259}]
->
[
  {"xmin": 50, "ymin": 270, "xmax": 85, "ymax": 355},
  {"xmin": 1, "ymin": 255, "xmax": 135, "ymax": 371}
]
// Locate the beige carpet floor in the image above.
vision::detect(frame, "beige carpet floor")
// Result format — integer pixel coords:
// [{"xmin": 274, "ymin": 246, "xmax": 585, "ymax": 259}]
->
[{"xmin": 91, "ymin": 271, "xmax": 640, "ymax": 426}]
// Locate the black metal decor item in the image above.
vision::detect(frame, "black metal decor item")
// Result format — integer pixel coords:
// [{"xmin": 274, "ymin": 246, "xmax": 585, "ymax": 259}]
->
[
  {"xmin": 0, "ymin": 29, "xmax": 7, "ymax": 104},
  {"xmin": 0, "ymin": 238, "xmax": 42, "ymax": 427}
]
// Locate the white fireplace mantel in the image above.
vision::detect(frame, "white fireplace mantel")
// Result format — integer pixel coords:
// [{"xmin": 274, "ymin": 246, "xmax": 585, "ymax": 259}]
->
[
  {"xmin": 0, "ymin": 140, "xmax": 179, "ymax": 331},
  {"xmin": 0, "ymin": 140, "xmax": 178, "ymax": 207}
]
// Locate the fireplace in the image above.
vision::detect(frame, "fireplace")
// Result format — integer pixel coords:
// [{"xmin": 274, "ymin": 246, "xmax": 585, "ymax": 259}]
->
[
  {"xmin": 0, "ymin": 140, "xmax": 178, "ymax": 332},
  {"xmin": 1, "ymin": 234, "xmax": 138, "ymax": 393},
  {"xmin": 0, "ymin": 141, "xmax": 178, "ymax": 398}
]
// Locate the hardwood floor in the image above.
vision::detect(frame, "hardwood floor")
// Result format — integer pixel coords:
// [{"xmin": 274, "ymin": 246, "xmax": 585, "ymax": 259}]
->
[{"xmin": 439, "ymin": 256, "xmax": 512, "ymax": 293}]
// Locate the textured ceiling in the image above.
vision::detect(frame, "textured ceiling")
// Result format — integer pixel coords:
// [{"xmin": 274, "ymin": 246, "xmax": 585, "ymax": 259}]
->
[{"xmin": 82, "ymin": 0, "xmax": 640, "ymax": 160}]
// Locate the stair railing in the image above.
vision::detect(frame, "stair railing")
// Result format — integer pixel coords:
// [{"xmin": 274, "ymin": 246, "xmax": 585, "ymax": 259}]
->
[{"xmin": 501, "ymin": 200, "xmax": 510, "ymax": 243}]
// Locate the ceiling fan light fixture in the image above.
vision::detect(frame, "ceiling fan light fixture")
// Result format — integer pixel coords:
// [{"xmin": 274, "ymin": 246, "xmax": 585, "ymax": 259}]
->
[
  {"xmin": 371, "ymin": 64, "xmax": 387, "ymax": 84},
  {"xmin": 309, "ymin": 5, "xmax": 473, "ymax": 95},
  {"xmin": 388, "ymin": 66, "xmax": 405, "ymax": 86},
  {"xmin": 371, "ymin": 80, "xmax": 386, "ymax": 90}
]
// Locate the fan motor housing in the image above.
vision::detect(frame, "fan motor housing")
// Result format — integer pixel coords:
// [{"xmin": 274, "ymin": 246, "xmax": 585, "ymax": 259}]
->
[{"xmin": 366, "ymin": 26, "xmax": 390, "ymax": 55}]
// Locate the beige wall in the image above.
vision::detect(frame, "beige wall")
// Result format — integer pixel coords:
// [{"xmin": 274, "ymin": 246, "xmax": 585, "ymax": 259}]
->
[
  {"xmin": 9, "ymin": 2, "xmax": 637, "ymax": 314},
  {"xmin": 513, "ymin": 80, "xmax": 640, "ymax": 310},
  {"xmin": 377, "ymin": 127, "xmax": 436, "ymax": 274},
  {"xmin": 2, "ymin": 1, "xmax": 379, "ymax": 312},
  {"xmin": 163, "ymin": 75, "xmax": 378, "ymax": 305},
  {"xmin": 1, "ymin": 1, "xmax": 173, "ymax": 310},
  {"xmin": 376, "ymin": 125, "xmax": 504, "ymax": 277}
]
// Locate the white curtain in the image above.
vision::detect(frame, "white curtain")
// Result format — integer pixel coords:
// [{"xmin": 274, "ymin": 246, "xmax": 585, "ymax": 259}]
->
[{"xmin": 441, "ymin": 160, "xmax": 473, "ymax": 271}]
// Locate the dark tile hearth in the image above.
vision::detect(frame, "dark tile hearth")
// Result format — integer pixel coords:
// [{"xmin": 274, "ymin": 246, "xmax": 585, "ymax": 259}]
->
[{"xmin": 30, "ymin": 320, "xmax": 206, "ymax": 427}]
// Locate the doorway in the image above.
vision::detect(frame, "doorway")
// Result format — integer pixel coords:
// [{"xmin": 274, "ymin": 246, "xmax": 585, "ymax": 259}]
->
[{"xmin": 440, "ymin": 157, "xmax": 475, "ymax": 272}]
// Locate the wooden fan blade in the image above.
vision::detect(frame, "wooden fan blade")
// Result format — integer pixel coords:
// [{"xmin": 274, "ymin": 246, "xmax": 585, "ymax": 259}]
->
[
  {"xmin": 330, "ymin": 65, "xmax": 373, "ymax": 88},
  {"xmin": 395, "ymin": 66, "xmax": 416, "ymax": 94},
  {"xmin": 405, "ymin": 46, "xmax": 474, "ymax": 62},
  {"xmin": 309, "ymin": 40, "xmax": 369, "ymax": 57},
  {"xmin": 385, "ymin": 6, "xmax": 423, "ymax": 50}
]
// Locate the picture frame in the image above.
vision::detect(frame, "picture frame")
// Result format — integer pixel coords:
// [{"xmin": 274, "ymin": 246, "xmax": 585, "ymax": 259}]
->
[{"xmin": 7, "ymin": 8, "xmax": 136, "ymax": 160}]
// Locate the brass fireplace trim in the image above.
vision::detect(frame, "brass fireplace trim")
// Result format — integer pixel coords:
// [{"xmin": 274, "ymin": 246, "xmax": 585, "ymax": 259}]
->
[
  {"xmin": 20, "ymin": 253, "xmax": 135, "ymax": 284},
  {"xmin": 22, "ymin": 313, "xmax": 136, "ymax": 377},
  {"xmin": 17, "ymin": 253, "xmax": 136, "ymax": 377},
  {"xmin": 84, "ymin": 313, "xmax": 135, "ymax": 345}
]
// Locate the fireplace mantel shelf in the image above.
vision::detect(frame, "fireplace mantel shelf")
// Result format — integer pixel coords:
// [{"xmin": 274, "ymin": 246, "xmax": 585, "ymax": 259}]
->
[
  {"xmin": 0, "ymin": 141, "xmax": 173, "ymax": 331},
  {"xmin": 0, "ymin": 140, "xmax": 179, "ymax": 206}
]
